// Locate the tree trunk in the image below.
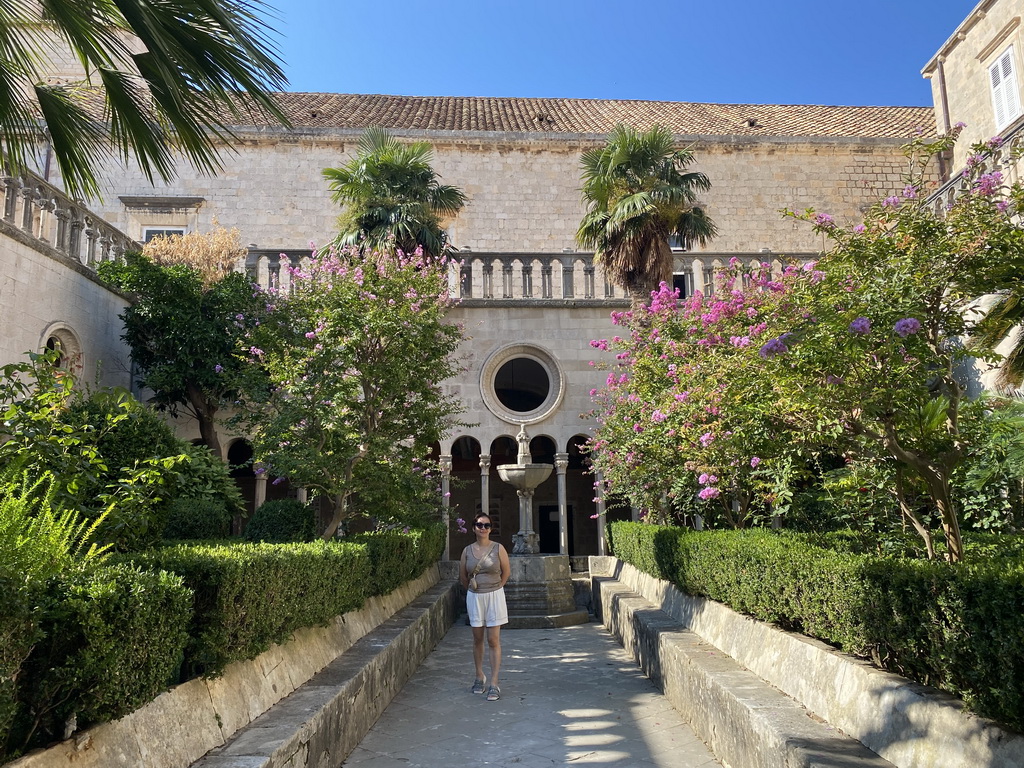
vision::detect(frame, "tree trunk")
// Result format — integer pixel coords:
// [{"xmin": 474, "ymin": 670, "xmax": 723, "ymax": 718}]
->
[
  {"xmin": 322, "ymin": 493, "xmax": 348, "ymax": 539},
  {"xmin": 185, "ymin": 381, "xmax": 222, "ymax": 458}
]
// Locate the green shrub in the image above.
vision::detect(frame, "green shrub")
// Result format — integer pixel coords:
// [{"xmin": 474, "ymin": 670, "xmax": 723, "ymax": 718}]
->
[
  {"xmin": 351, "ymin": 523, "xmax": 444, "ymax": 596},
  {"xmin": 172, "ymin": 444, "xmax": 245, "ymax": 520},
  {"xmin": 0, "ymin": 471, "xmax": 109, "ymax": 757},
  {"xmin": 607, "ymin": 521, "xmax": 1024, "ymax": 731},
  {"xmin": 244, "ymin": 499, "xmax": 316, "ymax": 543},
  {"xmin": 163, "ymin": 497, "xmax": 232, "ymax": 540},
  {"xmin": 129, "ymin": 540, "xmax": 370, "ymax": 677},
  {"xmin": 11, "ymin": 564, "xmax": 190, "ymax": 756}
]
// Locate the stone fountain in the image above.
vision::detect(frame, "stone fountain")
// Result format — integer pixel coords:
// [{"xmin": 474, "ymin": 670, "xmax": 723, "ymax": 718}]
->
[{"xmin": 496, "ymin": 425, "xmax": 589, "ymax": 628}]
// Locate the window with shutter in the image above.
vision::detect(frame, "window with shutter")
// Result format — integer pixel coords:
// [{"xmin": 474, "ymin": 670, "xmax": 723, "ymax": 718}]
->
[{"xmin": 990, "ymin": 46, "xmax": 1023, "ymax": 131}]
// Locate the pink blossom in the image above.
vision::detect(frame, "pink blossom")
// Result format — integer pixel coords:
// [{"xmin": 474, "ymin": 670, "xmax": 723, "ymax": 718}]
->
[
  {"xmin": 750, "ymin": 456, "xmax": 761, "ymax": 468},
  {"xmin": 698, "ymin": 487, "xmax": 720, "ymax": 500}
]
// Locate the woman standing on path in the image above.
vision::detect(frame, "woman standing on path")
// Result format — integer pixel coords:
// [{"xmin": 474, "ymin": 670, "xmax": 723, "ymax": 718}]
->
[{"xmin": 459, "ymin": 512, "xmax": 511, "ymax": 701}]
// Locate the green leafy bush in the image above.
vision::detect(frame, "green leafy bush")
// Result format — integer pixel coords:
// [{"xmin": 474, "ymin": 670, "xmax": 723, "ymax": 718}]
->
[
  {"xmin": 129, "ymin": 540, "xmax": 370, "ymax": 677},
  {"xmin": 163, "ymin": 497, "xmax": 232, "ymax": 540},
  {"xmin": 608, "ymin": 522, "xmax": 1024, "ymax": 731},
  {"xmin": 10, "ymin": 564, "xmax": 190, "ymax": 757},
  {"xmin": 351, "ymin": 523, "xmax": 445, "ymax": 596},
  {"xmin": 244, "ymin": 499, "xmax": 316, "ymax": 543},
  {"xmin": 173, "ymin": 443, "xmax": 245, "ymax": 519},
  {"xmin": 0, "ymin": 471, "xmax": 109, "ymax": 756}
]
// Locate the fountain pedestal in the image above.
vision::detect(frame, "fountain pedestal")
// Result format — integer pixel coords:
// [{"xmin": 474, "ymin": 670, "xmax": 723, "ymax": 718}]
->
[{"xmin": 495, "ymin": 425, "xmax": 590, "ymax": 629}]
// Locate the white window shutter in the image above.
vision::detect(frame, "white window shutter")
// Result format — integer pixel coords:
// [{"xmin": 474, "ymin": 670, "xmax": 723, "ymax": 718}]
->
[{"xmin": 990, "ymin": 46, "xmax": 1023, "ymax": 130}]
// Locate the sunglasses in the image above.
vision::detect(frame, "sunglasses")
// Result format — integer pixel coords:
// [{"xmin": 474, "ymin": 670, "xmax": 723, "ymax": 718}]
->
[{"xmin": 474, "ymin": 522, "xmax": 492, "ymax": 529}]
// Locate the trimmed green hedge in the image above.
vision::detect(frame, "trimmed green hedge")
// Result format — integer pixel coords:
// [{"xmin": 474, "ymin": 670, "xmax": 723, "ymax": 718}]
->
[
  {"xmin": 607, "ymin": 522, "xmax": 1024, "ymax": 732},
  {"xmin": 243, "ymin": 499, "xmax": 317, "ymax": 543},
  {"xmin": 352, "ymin": 523, "xmax": 446, "ymax": 596},
  {"xmin": 8, "ymin": 565, "xmax": 191, "ymax": 757},
  {"xmin": 130, "ymin": 540, "xmax": 371, "ymax": 677},
  {"xmin": 1, "ymin": 525, "xmax": 443, "ymax": 761}
]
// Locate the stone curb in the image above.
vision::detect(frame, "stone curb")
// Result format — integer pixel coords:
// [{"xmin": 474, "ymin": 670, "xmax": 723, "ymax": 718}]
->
[
  {"xmin": 592, "ymin": 557, "xmax": 1024, "ymax": 768},
  {"xmin": 192, "ymin": 579, "xmax": 459, "ymax": 768},
  {"xmin": 594, "ymin": 576, "xmax": 894, "ymax": 768}
]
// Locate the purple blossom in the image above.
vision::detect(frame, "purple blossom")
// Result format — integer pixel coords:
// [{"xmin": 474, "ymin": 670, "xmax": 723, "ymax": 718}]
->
[
  {"xmin": 997, "ymin": 200, "xmax": 1011, "ymax": 212},
  {"xmin": 853, "ymin": 224, "xmax": 866, "ymax": 234},
  {"xmin": 825, "ymin": 374, "xmax": 844, "ymax": 385},
  {"xmin": 902, "ymin": 185, "xmax": 918, "ymax": 199},
  {"xmin": 699, "ymin": 432, "xmax": 715, "ymax": 447},
  {"xmin": 987, "ymin": 136, "xmax": 1004, "ymax": 150},
  {"xmin": 882, "ymin": 196, "xmax": 901, "ymax": 208},
  {"xmin": 698, "ymin": 487, "xmax": 721, "ymax": 500},
  {"xmin": 813, "ymin": 212, "xmax": 835, "ymax": 228},
  {"xmin": 214, "ymin": 364, "xmax": 224, "ymax": 374},
  {"xmin": 272, "ymin": 476, "xmax": 286, "ymax": 485},
  {"xmin": 894, "ymin": 318, "xmax": 921, "ymax": 338},
  {"xmin": 758, "ymin": 336, "xmax": 790, "ymax": 359},
  {"xmin": 750, "ymin": 456, "xmax": 761, "ymax": 468},
  {"xmin": 305, "ymin": 331, "xmax": 316, "ymax": 339},
  {"xmin": 955, "ymin": 121, "xmax": 967, "ymax": 129},
  {"xmin": 698, "ymin": 473, "xmax": 709, "ymax": 485},
  {"xmin": 849, "ymin": 317, "xmax": 871, "ymax": 334},
  {"xmin": 651, "ymin": 410, "xmax": 667, "ymax": 423},
  {"xmin": 975, "ymin": 172, "xmax": 1003, "ymax": 196}
]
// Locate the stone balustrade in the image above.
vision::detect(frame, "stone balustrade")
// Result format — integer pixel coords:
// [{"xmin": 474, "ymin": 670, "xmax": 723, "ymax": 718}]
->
[
  {"xmin": 243, "ymin": 248, "xmax": 808, "ymax": 302},
  {"xmin": 0, "ymin": 171, "xmax": 137, "ymax": 268},
  {"xmin": 928, "ymin": 123, "xmax": 1024, "ymax": 213}
]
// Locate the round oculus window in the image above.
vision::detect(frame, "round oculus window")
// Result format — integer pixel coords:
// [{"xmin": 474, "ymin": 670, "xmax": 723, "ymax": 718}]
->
[
  {"xmin": 494, "ymin": 358, "xmax": 550, "ymax": 412},
  {"xmin": 480, "ymin": 344, "xmax": 565, "ymax": 424}
]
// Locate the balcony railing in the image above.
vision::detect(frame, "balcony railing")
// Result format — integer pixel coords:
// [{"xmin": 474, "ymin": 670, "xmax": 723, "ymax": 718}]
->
[
  {"xmin": 927, "ymin": 122, "xmax": 1024, "ymax": 213},
  {"xmin": 0, "ymin": 171, "xmax": 137, "ymax": 268},
  {"xmin": 243, "ymin": 249, "xmax": 812, "ymax": 303}
]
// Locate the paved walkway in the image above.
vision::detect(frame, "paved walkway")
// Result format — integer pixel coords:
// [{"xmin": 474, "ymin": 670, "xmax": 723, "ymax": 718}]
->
[{"xmin": 341, "ymin": 619, "xmax": 721, "ymax": 768}]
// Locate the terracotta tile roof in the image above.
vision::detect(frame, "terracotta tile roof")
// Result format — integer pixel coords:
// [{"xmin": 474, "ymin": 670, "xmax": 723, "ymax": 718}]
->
[{"xmin": 249, "ymin": 93, "xmax": 934, "ymax": 139}]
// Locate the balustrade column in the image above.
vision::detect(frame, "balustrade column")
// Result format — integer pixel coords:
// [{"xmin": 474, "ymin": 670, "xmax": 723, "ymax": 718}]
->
[
  {"xmin": 561, "ymin": 257, "xmax": 574, "ymax": 298},
  {"xmin": 540, "ymin": 260, "xmax": 553, "ymax": 299},
  {"xmin": 478, "ymin": 453, "xmax": 491, "ymax": 519},
  {"xmin": 555, "ymin": 452, "xmax": 569, "ymax": 555},
  {"xmin": 20, "ymin": 187, "xmax": 36, "ymax": 233},
  {"xmin": 481, "ymin": 261, "xmax": 494, "ymax": 298},
  {"xmin": 502, "ymin": 262, "xmax": 514, "ymax": 298},
  {"xmin": 53, "ymin": 206, "xmax": 70, "ymax": 254},
  {"xmin": 583, "ymin": 263, "xmax": 595, "ymax": 299},
  {"xmin": 440, "ymin": 455, "xmax": 453, "ymax": 560},
  {"xmin": 69, "ymin": 213, "xmax": 84, "ymax": 261},
  {"xmin": 2, "ymin": 177, "xmax": 19, "ymax": 222},
  {"xmin": 521, "ymin": 262, "xmax": 533, "ymax": 297},
  {"xmin": 84, "ymin": 218, "xmax": 98, "ymax": 267}
]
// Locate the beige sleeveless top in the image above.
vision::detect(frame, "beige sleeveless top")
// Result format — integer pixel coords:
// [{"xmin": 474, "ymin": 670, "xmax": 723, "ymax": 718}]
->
[{"xmin": 464, "ymin": 543, "xmax": 502, "ymax": 593}]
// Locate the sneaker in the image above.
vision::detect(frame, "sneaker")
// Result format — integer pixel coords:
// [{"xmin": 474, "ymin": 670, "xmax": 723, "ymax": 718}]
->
[
  {"xmin": 471, "ymin": 679, "xmax": 485, "ymax": 694},
  {"xmin": 486, "ymin": 685, "xmax": 500, "ymax": 701}
]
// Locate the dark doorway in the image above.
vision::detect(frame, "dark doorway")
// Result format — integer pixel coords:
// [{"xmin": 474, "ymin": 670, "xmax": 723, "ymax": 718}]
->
[{"xmin": 538, "ymin": 504, "xmax": 572, "ymax": 555}]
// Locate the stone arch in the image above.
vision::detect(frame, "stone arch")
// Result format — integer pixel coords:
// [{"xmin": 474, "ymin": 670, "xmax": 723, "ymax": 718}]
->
[{"xmin": 38, "ymin": 321, "xmax": 83, "ymax": 376}]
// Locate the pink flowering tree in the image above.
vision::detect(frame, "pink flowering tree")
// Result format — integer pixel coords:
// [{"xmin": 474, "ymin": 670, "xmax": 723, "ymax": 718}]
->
[
  {"xmin": 231, "ymin": 246, "xmax": 465, "ymax": 538},
  {"xmin": 590, "ymin": 130, "xmax": 1024, "ymax": 561},
  {"xmin": 588, "ymin": 261, "xmax": 811, "ymax": 526}
]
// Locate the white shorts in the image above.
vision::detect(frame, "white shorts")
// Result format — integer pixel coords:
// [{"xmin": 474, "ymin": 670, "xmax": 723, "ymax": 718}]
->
[{"xmin": 467, "ymin": 587, "xmax": 508, "ymax": 627}]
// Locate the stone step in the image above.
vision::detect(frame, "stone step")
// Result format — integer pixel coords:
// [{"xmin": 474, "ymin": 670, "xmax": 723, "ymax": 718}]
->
[{"xmin": 595, "ymin": 575, "xmax": 895, "ymax": 768}]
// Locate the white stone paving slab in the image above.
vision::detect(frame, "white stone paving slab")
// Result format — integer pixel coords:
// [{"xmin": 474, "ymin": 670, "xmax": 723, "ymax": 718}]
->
[{"xmin": 341, "ymin": 620, "xmax": 720, "ymax": 768}]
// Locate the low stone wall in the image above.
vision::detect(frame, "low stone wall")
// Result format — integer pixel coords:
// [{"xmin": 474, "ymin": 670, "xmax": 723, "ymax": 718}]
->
[
  {"xmin": 7, "ymin": 566, "xmax": 444, "ymax": 768},
  {"xmin": 591, "ymin": 557, "xmax": 1024, "ymax": 768}
]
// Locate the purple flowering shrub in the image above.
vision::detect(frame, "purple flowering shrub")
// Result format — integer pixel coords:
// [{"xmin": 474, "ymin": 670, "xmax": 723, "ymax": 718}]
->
[{"xmin": 590, "ymin": 129, "xmax": 1024, "ymax": 560}]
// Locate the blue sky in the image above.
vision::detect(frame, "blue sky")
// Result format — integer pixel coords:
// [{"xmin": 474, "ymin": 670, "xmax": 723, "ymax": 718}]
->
[{"xmin": 272, "ymin": 0, "xmax": 973, "ymax": 106}]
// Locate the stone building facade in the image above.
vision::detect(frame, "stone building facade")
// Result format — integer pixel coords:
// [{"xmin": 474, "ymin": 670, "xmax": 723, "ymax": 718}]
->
[
  {"xmin": 55, "ymin": 95, "xmax": 930, "ymax": 556},
  {"xmin": 923, "ymin": 0, "xmax": 1024, "ymax": 173}
]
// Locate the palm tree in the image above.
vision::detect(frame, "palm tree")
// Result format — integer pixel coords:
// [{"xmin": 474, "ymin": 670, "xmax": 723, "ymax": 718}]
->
[
  {"xmin": 576, "ymin": 124, "xmax": 717, "ymax": 306},
  {"xmin": 0, "ymin": 0, "xmax": 288, "ymax": 199},
  {"xmin": 323, "ymin": 127, "xmax": 467, "ymax": 260}
]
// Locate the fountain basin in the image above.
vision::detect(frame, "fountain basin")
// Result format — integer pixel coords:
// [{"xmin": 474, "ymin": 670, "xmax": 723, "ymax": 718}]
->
[{"xmin": 496, "ymin": 462, "xmax": 552, "ymax": 489}]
